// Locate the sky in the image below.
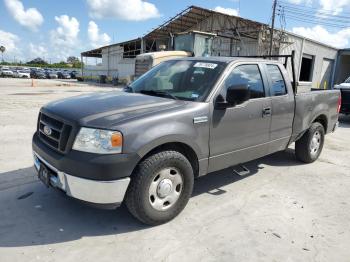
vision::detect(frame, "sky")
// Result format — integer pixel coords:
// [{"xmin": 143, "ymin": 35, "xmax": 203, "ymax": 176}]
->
[{"xmin": 0, "ymin": 0, "xmax": 350, "ymax": 63}]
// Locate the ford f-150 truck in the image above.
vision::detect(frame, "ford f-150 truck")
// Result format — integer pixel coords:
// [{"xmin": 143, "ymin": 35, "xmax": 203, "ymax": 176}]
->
[{"xmin": 32, "ymin": 56, "xmax": 341, "ymax": 225}]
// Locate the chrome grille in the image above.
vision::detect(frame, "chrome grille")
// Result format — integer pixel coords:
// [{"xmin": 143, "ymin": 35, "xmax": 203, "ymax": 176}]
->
[{"xmin": 38, "ymin": 113, "xmax": 72, "ymax": 153}]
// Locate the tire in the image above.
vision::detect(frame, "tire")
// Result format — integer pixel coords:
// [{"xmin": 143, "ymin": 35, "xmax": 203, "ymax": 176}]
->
[
  {"xmin": 125, "ymin": 150, "xmax": 194, "ymax": 226},
  {"xmin": 295, "ymin": 122, "xmax": 325, "ymax": 163}
]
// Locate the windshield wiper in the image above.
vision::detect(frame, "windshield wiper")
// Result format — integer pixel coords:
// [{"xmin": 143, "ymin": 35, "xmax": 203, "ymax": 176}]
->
[{"xmin": 140, "ymin": 90, "xmax": 179, "ymax": 100}]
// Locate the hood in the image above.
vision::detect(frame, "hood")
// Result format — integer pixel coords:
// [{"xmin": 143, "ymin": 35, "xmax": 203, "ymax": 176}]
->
[{"xmin": 42, "ymin": 91, "xmax": 185, "ymax": 128}]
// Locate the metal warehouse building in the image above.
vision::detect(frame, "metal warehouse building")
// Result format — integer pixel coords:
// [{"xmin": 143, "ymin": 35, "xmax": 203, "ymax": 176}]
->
[{"xmin": 81, "ymin": 5, "xmax": 345, "ymax": 90}]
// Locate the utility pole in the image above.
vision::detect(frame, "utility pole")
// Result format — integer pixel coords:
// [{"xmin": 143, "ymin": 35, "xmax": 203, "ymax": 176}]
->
[
  {"xmin": 238, "ymin": 0, "xmax": 241, "ymax": 16},
  {"xmin": 269, "ymin": 0, "xmax": 277, "ymax": 56}
]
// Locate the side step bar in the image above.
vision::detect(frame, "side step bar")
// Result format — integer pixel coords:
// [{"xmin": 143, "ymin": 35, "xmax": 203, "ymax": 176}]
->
[{"xmin": 233, "ymin": 165, "xmax": 250, "ymax": 176}]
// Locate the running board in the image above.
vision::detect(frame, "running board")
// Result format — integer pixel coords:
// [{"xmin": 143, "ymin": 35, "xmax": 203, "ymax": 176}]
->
[{"xmin": 233, "ymin": 165, "xmax": 250, "ymax": 176}]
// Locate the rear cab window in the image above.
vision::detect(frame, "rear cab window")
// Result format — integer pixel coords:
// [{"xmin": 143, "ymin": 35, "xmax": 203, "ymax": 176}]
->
[{"xmin": 266, "ymin": 64, "xmax": 288, "ymax": 96}]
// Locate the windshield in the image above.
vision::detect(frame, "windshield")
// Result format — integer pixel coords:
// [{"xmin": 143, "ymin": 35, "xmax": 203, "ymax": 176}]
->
[
  {"xmin": 129, "ymin": 60, "xmax": 226, "ymax": 101},
  {"xmin": 345, "ymin": 77, "xmax": 350, "ymax": 83}
]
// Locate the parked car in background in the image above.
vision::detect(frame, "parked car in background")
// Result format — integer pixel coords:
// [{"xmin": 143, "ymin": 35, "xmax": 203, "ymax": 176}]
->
[
  {"xmin": 13, "ymin": 70, "xmax": 31, "ymax": 78},
  {"xmin": 45, "ymin": 70, "xmax": 58, "ymax": 79},
  {"xmin": 57, "ymin": 71, "xmax": 71, "ymax": 79},
  {"xmin": 32, "ymin": 56, "xmax": 340, "ymax": 225},
  {"xmin": 70, "ymin": 70, "xmax": 78, "ymax": 79},
  {"xmin": 1, "ymin": 67, "xmax": 14, "ymax": 77},
  {"xmin": 75, "ymin": 70, "xmax": 83, "ymax": 81},
  {"xmin": 30, "ymin": 69, "xmax": 46, "ymax": 79},
  {"xmin": 335, "ymin": 76, "xmax": 350, "ymax": 115}
]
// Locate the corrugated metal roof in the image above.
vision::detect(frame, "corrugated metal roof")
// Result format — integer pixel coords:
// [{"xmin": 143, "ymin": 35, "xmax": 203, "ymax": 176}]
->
[
  {"xmin": 81, "ymin": 38, "xmax": 141, "ymax": 57},
  {"xmin": 144, "ymin": 5, "xmax": 266, "ymax": 40}
]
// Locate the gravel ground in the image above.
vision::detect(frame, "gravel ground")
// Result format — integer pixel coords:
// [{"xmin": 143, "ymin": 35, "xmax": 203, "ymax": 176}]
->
[{"xmin": 0, "ymin": 78, "xmax": 350, "ymax": 262}]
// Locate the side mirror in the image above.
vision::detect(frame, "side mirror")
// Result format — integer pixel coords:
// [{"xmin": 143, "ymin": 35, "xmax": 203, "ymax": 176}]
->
[
  {"xmin": 226, "ymin": 84, "xmax": 250, "ymax": 105},
  {"xmin": 215, "ymin": 84, "xmax": 250, "ymax": 109}
]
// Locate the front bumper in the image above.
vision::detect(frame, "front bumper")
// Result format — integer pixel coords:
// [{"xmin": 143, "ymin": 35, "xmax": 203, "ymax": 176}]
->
[
  {"xmin": 32, "ymin": 132, "xmax": 140, "ymax": 181},
  {"xmin": 33, "ymin": 151, "xmax": 130, "ymax": 205}
]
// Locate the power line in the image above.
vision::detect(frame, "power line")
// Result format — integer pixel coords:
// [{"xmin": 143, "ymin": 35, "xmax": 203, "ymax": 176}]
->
[
  {"xmin": 280, "ymin": 5, "xmax": 350, "ymax": 20},
  {"xmin": 278, "ymin": 0, "xmax": 350, "ymax": 29},
  {"xmin": 280, "ymin": 9, "xmax": 350, "ymax": 24},
  {"xmin": 278, "ymin": 0, "xmax": 350, "ymax": 16},
  {"xmin": 282, "ymin": 15, "xmax": 350, "ymax": 29}
]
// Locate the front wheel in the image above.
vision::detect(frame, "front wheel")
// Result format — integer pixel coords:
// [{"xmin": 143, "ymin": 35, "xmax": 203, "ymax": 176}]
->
[
  {"xmin": 125, "ymin": 150, "xmax": 194, "ymax": 226},
  {"xmin": 295, "ymin": 122, "xmax": 325, "ymax": 163}
]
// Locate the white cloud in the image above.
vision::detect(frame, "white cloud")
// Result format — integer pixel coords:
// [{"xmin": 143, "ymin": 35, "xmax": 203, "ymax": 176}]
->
[
  {"xmin": 29, "ymin": 43, "xmax": 49, "ymax": 59},
  {"xmin": 319, "ymin": 0, "xmax": 350, "ymax": 15},
  {"xmin": 287, "ymin": 0, "xmax": 350, "ymax": 15},
  {"xmin": 292, "ymin": 25, "xmax": 350, "ymax": 48},
  {"xmin": 0, "ymin": 29, "xmax": 24, "ymax": 61},
  {"xmin": 0, "ymin": 30, "xmax": 20, "ymax": 53},
  {"xmin": 50, "ymin": 15, "xmax": 80, "ymax": 60},
  {"xmin": 88, "ymin": 21, "xmax": 111, "ymax": 48},
  {"xmin": 213, "ymin": 6, "xmax": 239, "ymax": 16},
  {"xmin": 87, "ymin": 0, "xmax": 160, "ymax": 21},
  {"xmin": 4, "ymin": 0, "xmax": 43, "ymax": 31}
]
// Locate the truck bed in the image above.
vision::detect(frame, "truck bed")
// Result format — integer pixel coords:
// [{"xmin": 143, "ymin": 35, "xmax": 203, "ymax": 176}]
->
[{"xmin": 291, "ymin": 89, "xmax": 340, "ymax": 141}]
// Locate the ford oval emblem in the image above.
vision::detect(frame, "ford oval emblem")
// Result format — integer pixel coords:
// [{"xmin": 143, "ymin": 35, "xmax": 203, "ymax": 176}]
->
[{"xmin": 43, "ymin": 125, "xmax": 52, "ymax": 136}]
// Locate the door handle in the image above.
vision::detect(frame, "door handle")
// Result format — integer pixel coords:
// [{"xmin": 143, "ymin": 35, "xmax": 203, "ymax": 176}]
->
[{"xmin": 262, "ymin": 107, "xmax": 272, "ymax": 117}]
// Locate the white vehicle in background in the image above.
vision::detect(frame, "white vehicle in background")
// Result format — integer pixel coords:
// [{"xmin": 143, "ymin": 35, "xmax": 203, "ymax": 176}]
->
[
  {"xmin": 134, "ymin": 31, "xmax": 215, "ymax": 78},
  {"xmin": 13, "ymin": 70, "xmax": 31, "ymax": 78},
  {"xmin": 135, "ymin": 51, "xmax": 191, "ymax": 78},
  {"xmin": 335, "ymin": 76, "xmax": 350, "ymax": 89},
  {"xmin": 0, "ymin": 67, "xmax": 14, "ymax": 77},
  {"xmin": 334, "ymin": 76, "xmax": 350, "ymax": 115}
]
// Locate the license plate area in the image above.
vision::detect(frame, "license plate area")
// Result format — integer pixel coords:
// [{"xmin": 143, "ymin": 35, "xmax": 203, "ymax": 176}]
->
[
  {"xmin": 38, "ymin": 164, "xmax": 52, "ymax": 187},
  {"xmin": 34, "ymin": 154, "xmax": 56, "ymax": 188}
]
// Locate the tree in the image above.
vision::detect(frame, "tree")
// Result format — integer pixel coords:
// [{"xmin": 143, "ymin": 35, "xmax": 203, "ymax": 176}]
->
[
  {"xmin": 66, "ymin": 56, "xmax": 79, "ymax": 64},
  {"xmin": 72, "ymin": 60, "xmax": 82, "ymax": 68},
  {"xmin": 27, "ymin": 57, "xmax": 48, "ymax": 65},
  {"xmin": 0, "ymin": 46, "xmax": 5, "ymax": 62}
]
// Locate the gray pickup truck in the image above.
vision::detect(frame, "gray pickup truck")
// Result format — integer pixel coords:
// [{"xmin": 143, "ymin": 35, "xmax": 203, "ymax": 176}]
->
[{"xmin": 32, "ymin": 56, "xmax": 340, "ymax": 225}]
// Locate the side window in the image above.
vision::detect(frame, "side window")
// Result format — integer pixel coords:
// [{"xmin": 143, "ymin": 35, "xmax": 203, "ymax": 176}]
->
[
  {"xmin": 266, "ymin": 64, "xmax": 287, "ymax": 96},
  {"xmin": 224, "ymin": 64, "xmax": 265, "ymax": 99}
]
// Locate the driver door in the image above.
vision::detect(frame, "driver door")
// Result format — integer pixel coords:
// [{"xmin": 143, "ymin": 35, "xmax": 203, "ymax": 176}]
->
[{"xmin": 208, "ymin": 63, "xmax": 272, "ymax": 173}]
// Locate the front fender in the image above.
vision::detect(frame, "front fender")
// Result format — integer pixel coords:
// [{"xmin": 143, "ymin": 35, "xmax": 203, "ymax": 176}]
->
[
  {"xmin": 119, "ymin": 103, "xmax": 210, "ymax": 161},
  {"xmin": 136, "ymin": 134, "xmax": 203, "ymax": 159}
]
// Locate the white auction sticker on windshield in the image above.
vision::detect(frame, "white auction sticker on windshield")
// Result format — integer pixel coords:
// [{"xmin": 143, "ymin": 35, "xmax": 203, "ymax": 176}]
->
[{"xmin": 194, "ymin": 62, "xmax": 218, "ymax": 69}]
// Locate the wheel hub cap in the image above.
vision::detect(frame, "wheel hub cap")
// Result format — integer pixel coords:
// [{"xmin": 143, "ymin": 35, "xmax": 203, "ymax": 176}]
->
[
  {"xmin": 310, "ymin": 131, "xmax": 321, "ymax": 155},
  {"xmin": 148, "ymin": 168, "xmax": 183, "ymax": 211},
  {"xmin": 157, "ymin": 179, "xmax": 173, "ymax": 198}
]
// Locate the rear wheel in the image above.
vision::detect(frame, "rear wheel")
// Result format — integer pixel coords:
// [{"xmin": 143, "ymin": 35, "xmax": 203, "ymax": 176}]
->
[
  {"xmin": 125, "ymin": 150, "xmax": 194, "ymax": 226},
  {"xmin": 295, "ymin": 122, "xmax": 325, "ymax": 163}
]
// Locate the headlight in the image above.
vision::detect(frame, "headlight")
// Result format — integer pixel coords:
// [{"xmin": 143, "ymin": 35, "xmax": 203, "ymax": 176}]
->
[{"xmin": 73, "ymin": 127, "xmax": 123, "ymax": 154}]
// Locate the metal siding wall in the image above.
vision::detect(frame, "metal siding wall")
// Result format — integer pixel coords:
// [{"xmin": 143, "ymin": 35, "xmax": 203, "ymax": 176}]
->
[
  {"xmin": 279, "ymin": 34, "xmax": 303, "ymax": 80},
  {"xmin": 212, "ymin": 37, "xmax": 260, "ymax": 57},
  {"xmin": 303, "ymin": 40, "xmax": 337, "ymax": 89},
  {"xmin": 280, "ymin": 33, "xmax": 338, "ymax": 91},
  {"xmin": 193, "ymin": 14, "xmax": 261, "ymax": 57},
  {"xmin": 85, "ymin": 45, "xmax": 136, "ymax": 78}
]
